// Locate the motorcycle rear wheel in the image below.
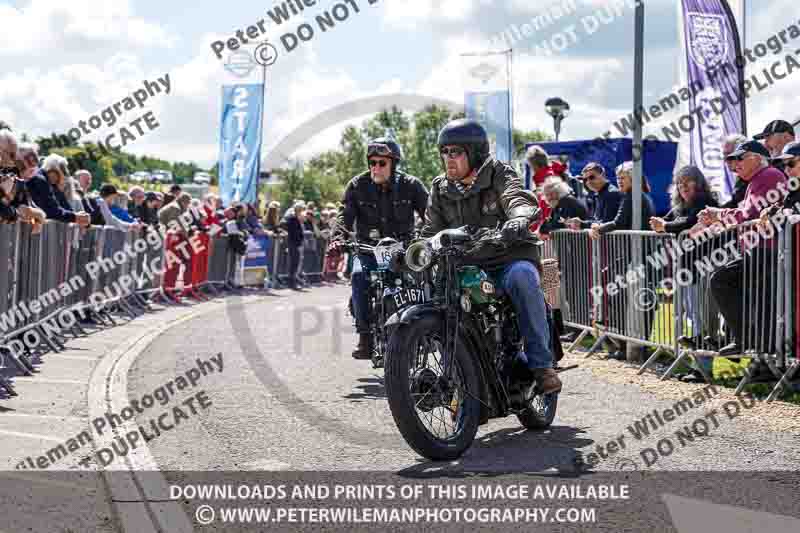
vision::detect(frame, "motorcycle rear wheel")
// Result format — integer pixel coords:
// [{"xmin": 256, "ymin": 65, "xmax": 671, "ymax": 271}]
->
[{"xmin": 385, "ymin": 315, "xmax": 481, "ymax": 461}]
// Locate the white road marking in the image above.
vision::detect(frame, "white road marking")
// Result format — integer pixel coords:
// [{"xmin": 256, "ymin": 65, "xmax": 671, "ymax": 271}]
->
[
  {"xmin": 0, "ymin": 413, "xmax": 85, "ymax": 422},
  {"xmin": 14, "ymin": 378, "xmax": 85, "ymax": 385},
  {"xmin": 0, "ymin": 429, "xmax": 69, "ymax": 443}
]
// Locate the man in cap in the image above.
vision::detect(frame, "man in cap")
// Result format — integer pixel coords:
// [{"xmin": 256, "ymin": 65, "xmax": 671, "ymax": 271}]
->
[
  {"xmin": 566, "ymin": 162, "xmax": 622, "ymax": 230},
  {"xmin": 754, "ymin": 120, "xmax": 796, "ymax": 159},
  {"xmin": 699, "ymin": 140, "xmax": 786, "ymax": 359},
  {"xmin": 329, "ymin": 138, "xmax": 428, "ymax": 359},
  {"xmin": 720, "ymin": 134, "xmax": 749, "ymax": 208},
  {"xmin": 768, "ymin": 141, "xmax": 800, "ymax": 213}
]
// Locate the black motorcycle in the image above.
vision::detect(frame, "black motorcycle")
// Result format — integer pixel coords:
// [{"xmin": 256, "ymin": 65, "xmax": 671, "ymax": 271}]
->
[
  {"xmin": 345, "ymin": 238, "xmax": 425, "ymax": 369},
  {"xmin": 383, "ymin": 226, "xmax": 572, "ymax": 461}
]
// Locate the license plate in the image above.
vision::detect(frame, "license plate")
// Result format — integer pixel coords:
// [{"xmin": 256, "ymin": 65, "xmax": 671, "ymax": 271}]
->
[{"xmin": 393, "ymin": 288, "xmax": 425, "ymax": 308}]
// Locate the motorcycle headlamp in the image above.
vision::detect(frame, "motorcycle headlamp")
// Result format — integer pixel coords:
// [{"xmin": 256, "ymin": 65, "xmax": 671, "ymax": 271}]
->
[{"xmin": 405, "ymin": 240, "xmax": 433, "ymax": 272}]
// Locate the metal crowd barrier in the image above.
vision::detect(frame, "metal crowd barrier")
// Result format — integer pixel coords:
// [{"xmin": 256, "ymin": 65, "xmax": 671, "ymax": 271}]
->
[
  {"xmin": 774, "ymin": 215, "xmax": 800, "ymax": 399},
  {"xmin": 270, "ymin": 234, "xmax": 329, "ymax": 288},
  {"xmin": 0, "ymin": 220, "xmax": 238, "ymax": 398},
  {"xmin": 551, "ymin": 220, "xmax": 799, "ymax": 401}
]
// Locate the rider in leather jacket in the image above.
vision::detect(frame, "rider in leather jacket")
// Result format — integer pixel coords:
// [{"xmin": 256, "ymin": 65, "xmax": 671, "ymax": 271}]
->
[
  {"xmin": 330, "ymin": 138, "xmax": 429, "ymax": 359},
  {"xmin": 420, "ymin": 119, "xmax": 562, "ymax": 394}
]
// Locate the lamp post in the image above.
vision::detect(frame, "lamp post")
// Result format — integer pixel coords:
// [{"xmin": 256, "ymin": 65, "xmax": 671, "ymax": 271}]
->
[{"xmin": 545, "ymin": 97, "xmax": 570, "ymax": 142}]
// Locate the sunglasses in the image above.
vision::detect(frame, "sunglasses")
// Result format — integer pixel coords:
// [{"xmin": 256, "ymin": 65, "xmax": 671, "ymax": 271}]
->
[
  {"xmin": 440, "ymin": 147, "xmax": 466, "ymax": 158},
  {"xmin": 368, "ymin": 159, "xmax": 388, "ymax": 168}
]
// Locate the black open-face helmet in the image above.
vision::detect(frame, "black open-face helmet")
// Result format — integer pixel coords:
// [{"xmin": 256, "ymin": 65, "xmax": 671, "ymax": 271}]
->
[{"xmin": 437, "ymin": 119, "xmax": 490, "ymax": 172}]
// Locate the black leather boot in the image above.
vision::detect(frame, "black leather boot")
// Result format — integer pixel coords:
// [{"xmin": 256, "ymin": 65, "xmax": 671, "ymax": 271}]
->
[{"xmin": 351, "ymin": 333, "xmax": 374, "ymax": 360}]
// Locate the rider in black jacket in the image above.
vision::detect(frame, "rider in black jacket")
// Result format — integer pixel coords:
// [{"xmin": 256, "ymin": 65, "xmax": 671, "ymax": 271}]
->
[{"xmin": 330, "ymin": 138, "xmax": 429, "ymax": 359}]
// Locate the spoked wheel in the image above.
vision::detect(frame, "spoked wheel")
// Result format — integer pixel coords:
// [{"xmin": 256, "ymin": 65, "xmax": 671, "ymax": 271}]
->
[
  {"xmin": 516, "ymin": 384, "xmax": 558, "ymax": 429},
  {"xmin": 371, "ymin": 330, "xmax": 386, "ymax": 369},
  {"xmin": 385, "ymin": 314, "xmax": 481, "ymax": 461}
]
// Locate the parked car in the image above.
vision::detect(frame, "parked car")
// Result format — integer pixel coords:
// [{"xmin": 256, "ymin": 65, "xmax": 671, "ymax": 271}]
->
[
  {"xmin": 151, "ymin": 170, "xmax": 173, "ymax": 184},
  {"xmin": 193, "ymin": 172, "xmax": 212, "ymax": 185},
  {"xmin": 130, "ymin": 171, "xmax": 150, "ymax": 183}
]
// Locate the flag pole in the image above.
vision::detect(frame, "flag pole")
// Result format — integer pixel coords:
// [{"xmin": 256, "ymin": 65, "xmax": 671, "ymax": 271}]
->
[{"xmin": 628, "ymin": 0, "xmax": 646, "ymax": 364}]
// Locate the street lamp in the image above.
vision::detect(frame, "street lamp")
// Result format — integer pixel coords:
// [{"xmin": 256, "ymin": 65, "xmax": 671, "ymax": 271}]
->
[{"xmin": 545, "ymin": 97, "xmax": 570, "ymax": 142}]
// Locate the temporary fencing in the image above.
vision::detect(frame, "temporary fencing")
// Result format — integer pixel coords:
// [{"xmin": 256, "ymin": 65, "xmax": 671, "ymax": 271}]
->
[
  {"xmin": 549, "ymin": 220, "xmax": 800, "ymax": 401},
  {"xmin": 0, "ymin": 221, "xmax": 241, "ymax": 398},
  {"xmin": 269, "ymin": 233, "xmax": 331, "ymax": 288}
]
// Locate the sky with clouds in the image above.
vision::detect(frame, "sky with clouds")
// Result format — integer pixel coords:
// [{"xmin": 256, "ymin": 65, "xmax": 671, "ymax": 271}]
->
[{"xmin": 0, "ymin": 0, "xmax": 797, "ymax": 170}]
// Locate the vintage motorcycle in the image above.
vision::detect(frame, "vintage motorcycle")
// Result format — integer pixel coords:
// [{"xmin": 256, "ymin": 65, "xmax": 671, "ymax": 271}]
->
[
  {"xmin": 383, "ymin": 225, "xmax": 572, "ymax": 460},
  {"xmin": 344, "ymin": 237, "xmax": 425, "ymax": 369}
]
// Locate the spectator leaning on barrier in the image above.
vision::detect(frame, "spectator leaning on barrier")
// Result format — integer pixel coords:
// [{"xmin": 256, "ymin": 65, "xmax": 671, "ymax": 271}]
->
[
  {"xmin": 108, "ymin": 191, "xmax": 135, "ymax": 223},
  {"xmin": 32, "ymin": 154, "xmax": 90, "ymax": 227},
  {"xmin": 164, "ymin": 184, "xmax": 181, "ymax": 206},
  {"xmin": 97, "ymin": 184, "xmax": 140, "ymax": 232},
  {"xmin": 721, "ymin": 134, "xmax": 749, "ymax": 209},
  {"xmin": 128, "ymin": 186, "xmax": 146, "ymax": 220},
  {"xmin": 74, "ymin": 170, "xmax": 105, "ymax": 226},
  {"xmin": 263, "ymin": 201, "xmax": 282, "ymax": 236},
  {"xmin": 754, "ymin": 119, "xmax": 796, "ymax": 159},
  {"xmin": 245, "ymin": 203, "xmax": 265, "ymax": 236},
  {"xmin": 650, "ymin": 166, "xmax": 720, "ymax": 371},
  {"xmin": 566, "ymin": 162, "xmax": 622, "ymax": 231},
  {"xmin": 281, "ymin": 201, "xmax": 306, "ymax": 290},
  {"xmin": 765, "ymin": 141, "xmax": 800, "ymax": 215},
  {"xmin": 0, "ymin": 133, "xmax": 45, "ymax": 231},
  {"xmin": 139, "ymin": 192, "xmax": 160, "ymax": 227},
  {"xmin": 700, "ymin": 140, "xmax": 787, "ymax": 363},
  {"xmin": 591, "ymin": 162, "xmax": 656, "ymax": 360},
  {"xmin": 539, "ymin": 177, "xmax": 588, "ymax": 235},
  {"xmin": 590, "ymin": 161, "xmax": 655, "ymax": 239}
]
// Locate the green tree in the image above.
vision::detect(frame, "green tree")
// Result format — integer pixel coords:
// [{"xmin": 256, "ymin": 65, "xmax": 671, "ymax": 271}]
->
[
  {"xmin": 338, "ymin": 125, "xmax": 366, "ymax": 183},
  {"xmin": 404, "ymin": 105, "xmax": 458, "ymax": 186}
]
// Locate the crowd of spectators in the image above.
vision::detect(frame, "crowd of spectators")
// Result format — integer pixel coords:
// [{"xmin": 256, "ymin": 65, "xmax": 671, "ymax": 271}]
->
[
  {"xmin": 0, "ymin": 126, "xmax": 351, "ymax": 296},
  {"xmin": 526, "ymin": 119, "xmax": 799, "ymax": 379}
]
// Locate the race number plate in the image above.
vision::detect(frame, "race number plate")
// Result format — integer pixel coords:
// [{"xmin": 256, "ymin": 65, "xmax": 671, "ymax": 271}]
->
[
  {"xmin": 374, "ymin": 242, "xmax": 404, "ymax": 269},
  {"xmin": 393, "ymin": 288, "xmax": 425, "ymax": 308}
]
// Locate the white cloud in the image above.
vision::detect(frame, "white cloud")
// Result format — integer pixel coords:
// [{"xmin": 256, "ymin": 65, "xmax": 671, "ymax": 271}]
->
[{"xmin": 0, "ymin": 0, "xmax": 177, "ymax": 57}]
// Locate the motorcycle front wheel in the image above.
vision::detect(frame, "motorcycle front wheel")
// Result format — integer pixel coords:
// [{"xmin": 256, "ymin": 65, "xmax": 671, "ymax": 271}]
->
[
  {"xmin": 385, "ymin": 314, "xmax": 481, "ymax": 461},
  {"xmin": 516, "ymin": 388, "xmax": 558, "ymax": 429}
]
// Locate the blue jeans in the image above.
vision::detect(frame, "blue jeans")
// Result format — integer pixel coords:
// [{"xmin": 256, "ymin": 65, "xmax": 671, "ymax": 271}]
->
[
  {"xmin": 351, "ymin": 253, "xmax": 378, "ymax": 333},
  {"xmin": 492, "ymin": 260, "xmax": 553, "ymax": 370}
]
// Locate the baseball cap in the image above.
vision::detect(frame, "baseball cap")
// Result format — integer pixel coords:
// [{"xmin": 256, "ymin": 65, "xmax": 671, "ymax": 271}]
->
[
  {"xmin": 771, "ymin": 141, "xmax": 800, "ymax": 161},
  {"xmin": 727, "ymin": 140, "xmax": 771, "ymax": 160},
  {"xmin": 753, "ymin": 120, "xmax": 795, "ymax": 140}
]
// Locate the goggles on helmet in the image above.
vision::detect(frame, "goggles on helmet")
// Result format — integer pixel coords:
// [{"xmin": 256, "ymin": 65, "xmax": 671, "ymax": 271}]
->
[{"xmin": 367, "ymin": 143, "xmax": 395, "ymax": 158}]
